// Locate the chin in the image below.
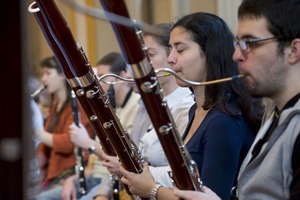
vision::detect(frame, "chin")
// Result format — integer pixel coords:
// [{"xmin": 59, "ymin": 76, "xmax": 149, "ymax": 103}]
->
[
  {"xmin": 177, "ymin": 81, "xmax": 189, "ymax": 88},
  {"xmin": 246, "ymin": 86, "xmax": 263, "ymax": 98}
]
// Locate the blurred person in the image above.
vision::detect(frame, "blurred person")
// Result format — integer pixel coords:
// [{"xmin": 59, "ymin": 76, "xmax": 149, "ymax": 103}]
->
[
  {"xmin": 61, "ymin": 52, "xmax": 140, "ymax": 200},
  {"xmin": 28, "ymin": 75, "xmax": 44, "ymax": 148},
  {"xmin": 97, "ymin": 52, "xmax": 140, "ymax": 134},
  {"xmin": 34, "ymin": 55, "xmax": 94, "ymax": 200}
]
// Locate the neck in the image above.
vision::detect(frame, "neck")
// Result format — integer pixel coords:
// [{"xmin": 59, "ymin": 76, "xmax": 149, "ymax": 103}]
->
[
  {"xmin": 56, "ymin": 86, "xmax": 68, "ymax": 111},
  {"xmin": 271, "ymin": 69, "xmax": 300, "ymax": 110},
  {"xmin": 192, "ymin": 85, "xmax": 205, "ymax": 108}
]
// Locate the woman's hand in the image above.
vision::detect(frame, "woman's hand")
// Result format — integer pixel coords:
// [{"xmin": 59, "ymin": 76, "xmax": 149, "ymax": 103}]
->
[
  {"xmin": 69, "ymin": 123, "xmax": 93, "ymax": 149},
  {"xmin": 119, "ymin": 163, "xmax": 156, "ymax": 198},
  {"xmin": 101, "ymin": 154, "xmax": 121, "ymax": 176}
]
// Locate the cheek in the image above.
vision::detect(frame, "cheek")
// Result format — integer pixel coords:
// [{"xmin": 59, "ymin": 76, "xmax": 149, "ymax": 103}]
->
[
  {"xmin": 48, "ymin": 79, "xmax": 60, "ymax": 93},
  {"xmin": 151, "ymin": 55, "xmax": 167, "ymax": 69},
  {"xmin": 56, "ymin": 78, "xmax": 66, "ymax": 88},
  {"xmin": 249, "ymin": 54, "xmax": 272, "ymax": 77},
  {"xmin": 189, "ymin": 64, "xmax": 206, "ymax": 82},
  {"xmin": 150, "ymin": 59, "xmax": 159, "ymax": 69},
  {"xmin": 48, "ymin": 75, "xmax": 58, "ymax": 86}
]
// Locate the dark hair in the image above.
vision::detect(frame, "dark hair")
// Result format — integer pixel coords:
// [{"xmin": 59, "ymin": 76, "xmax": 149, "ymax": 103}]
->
[
  {"xmin": 96, "ymin": 52, "xmax": 127, "ymax": 75},
  {"xmin": 238, "ymin": 0, "xmax": 300, "ymax": 54},
  {"xmin": 143, "ymin": 23, "xmax": 173, "ymax": 54},
  {"xmin": 172, "ymin": 12, "xmax": 263, "ymax": 131},
  {"xmin": 40, "ymin": 55, "xmax": 71, "ymax": 104},
  {"xmin": 40, "ymin": 55, "xmax": 63, "ymax": 73}
]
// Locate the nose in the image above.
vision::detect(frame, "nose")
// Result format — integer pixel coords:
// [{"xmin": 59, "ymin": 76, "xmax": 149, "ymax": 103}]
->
[
  {"xmin": 167, "ymin": 50, "xmax": 176, "ymax": 66},
  {"xmin": 41, "ymin": 74, "xmax": 47, "ymax": 84},
  {"xmin": 232, "ymin": 46, "xmax": 245, "ymax": 63}
]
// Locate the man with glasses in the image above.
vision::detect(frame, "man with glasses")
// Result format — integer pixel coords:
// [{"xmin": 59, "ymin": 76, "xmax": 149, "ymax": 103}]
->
[
  {"xmin": 233, "ymin": 36, "xmax": 277, "ymax": 52},
  {"xmin": 173, "ymin": 0, "xmax": 300, "ymax": 199}
]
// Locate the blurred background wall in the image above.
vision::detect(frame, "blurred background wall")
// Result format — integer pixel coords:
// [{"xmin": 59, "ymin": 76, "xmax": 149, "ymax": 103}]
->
[{"xmin": 25, "ymin": 0, "xmax": 241, "ymax": 77}]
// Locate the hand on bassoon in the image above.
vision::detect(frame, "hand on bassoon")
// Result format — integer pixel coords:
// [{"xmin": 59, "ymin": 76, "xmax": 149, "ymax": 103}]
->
[{"xmin": 119, "ymin": 163, "xmax": 156, "ymax": 198}]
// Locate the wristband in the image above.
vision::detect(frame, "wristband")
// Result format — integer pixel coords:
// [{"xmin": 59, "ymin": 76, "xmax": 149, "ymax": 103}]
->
[
  {"xmin": 148, "ymin": 184, "xmax": 163, "ymax": 200},
  {"xmin": 87, "ymin": 141, "xmax": 96, "ymax": 154}
]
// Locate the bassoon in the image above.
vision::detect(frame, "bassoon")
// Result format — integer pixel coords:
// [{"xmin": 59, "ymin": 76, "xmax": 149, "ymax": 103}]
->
[
  {"xmin": 98, "ymin": 0, "xmax": 203, "ymax": 193},
  {"xmin": 28, "ymin": 1, "xmax": 145, "ymax": 198}
]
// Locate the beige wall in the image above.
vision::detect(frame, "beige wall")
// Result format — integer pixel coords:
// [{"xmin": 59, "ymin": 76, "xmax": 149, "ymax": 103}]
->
[
  {"xmin": 142, "ymin": 0, "xmax": 217, "ymax": 24},
  {"xmin": 25, "ymin": 0, "xmax": 239, "ymax": 76}
]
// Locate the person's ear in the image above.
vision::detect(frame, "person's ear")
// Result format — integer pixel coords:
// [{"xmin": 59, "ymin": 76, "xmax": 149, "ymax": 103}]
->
[{"xmin": 287, "ymin": 38, "xmax": 300, "ymax": 64}]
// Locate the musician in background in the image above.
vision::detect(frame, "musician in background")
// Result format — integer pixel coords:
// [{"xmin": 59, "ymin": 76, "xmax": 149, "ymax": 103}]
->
[
  {"xmin": 60, "ymin": 52, "xmax": 140, "ymax": 200},
  {"xmin": 28, "ymin": 75, "xmax": 44, "ymax": 148},
  {"xmin": 137, "ymin": 22, "xmax": 195, "ymax": 184},
  {"xmin": 96, "ymin": 52, "xmax": 140, "ymax": 134},
  {"xmin": 27, "ymin": 76, "xmax": 45, "ymax": 199},
  {"xmin": 174, "ymin": 0, "xmax": 300, "ymax": 199},
  {"xmin": 119, "ymin": 12, "xmax": 265, "ymax": 200},
  {"xmin": 93, "ymin": 69, "xmax": 152, "ymax": 200},
  {"xmin": 94, "ymin": 23, "xmax": 195, "ymax": 200},
  {"xmin": 33, "ymin": 56, "xmax": 94, "ymax": 200}
]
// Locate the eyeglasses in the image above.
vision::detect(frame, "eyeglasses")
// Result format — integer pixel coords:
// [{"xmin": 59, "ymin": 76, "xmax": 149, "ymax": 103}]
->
[{"xmin": 233, "ymin": 37, "xmax": 277, "ymax": 51}]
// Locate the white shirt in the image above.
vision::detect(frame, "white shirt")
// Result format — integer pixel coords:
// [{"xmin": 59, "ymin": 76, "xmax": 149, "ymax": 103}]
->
[
  {"xmin": 139, "ymin": 87, "xmax": 194, "ymax": 187},
  {"xmin": 115, "ymin": 91, "xmax": 140, "ymax": 135}
]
